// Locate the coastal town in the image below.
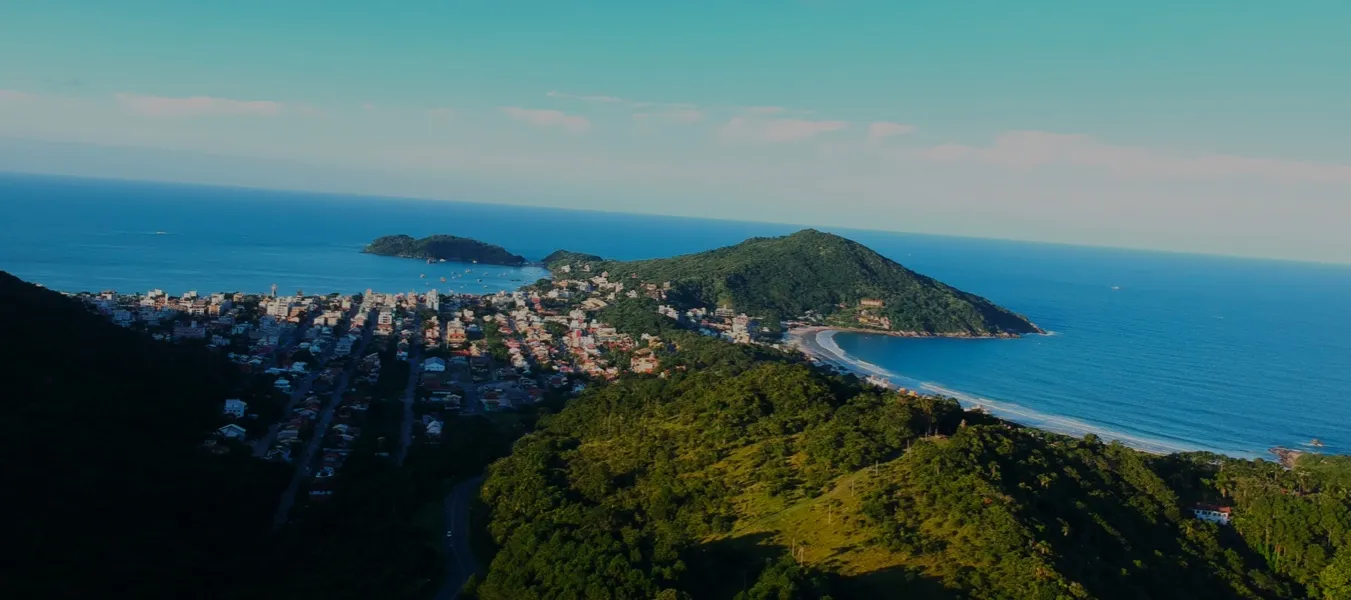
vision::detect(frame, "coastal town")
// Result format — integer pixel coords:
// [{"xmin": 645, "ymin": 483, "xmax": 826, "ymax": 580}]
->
[
  {"xmin": 72, "ymin": 259, "xmax": 823, "ymax": 513},
  {"xmin": 68, "ymin": 252, "xmax": 1240, "ymax": 562}
]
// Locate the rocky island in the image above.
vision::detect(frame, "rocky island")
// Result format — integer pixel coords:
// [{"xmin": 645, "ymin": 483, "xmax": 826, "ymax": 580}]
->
[
  {"xmin": 363, "ymin": 234, "xmax": 528, "ymax": 266},
  {"xmin": 546, "ymin": 229, "xmax": 1041, "ymax": 337}
]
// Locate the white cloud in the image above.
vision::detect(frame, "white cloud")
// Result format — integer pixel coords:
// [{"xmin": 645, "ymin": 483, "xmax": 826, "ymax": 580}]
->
[
  {"xmin": 0, "ymin": 89, "xmax": 39, "ymax": 103},
  {"xmin": 633, "ymin": 108, "xmax": 704, "ymax": 126},
  {"xmin": 500, "ymin": 106, "xmax": 591, "ymax": 134},
  {"xmin": 867, "ymin": 121, "xmax": 916, "ymax": 139},
  {"xmin": 114, "ymin": 93, "xmax": 284, "ymax": 117},
  {"xmin": 919, "ymin": 130, "xmax": 1351, "ymax": 183},
  {"xmin": 745, "ymin": 106, "xmax": 787, "ymax": 115},
  {"xmin": 719, "ymin": 116, "xmax": 848, "ymax": 143},
  {"xmin": 546, "ymin": 90, "xmax": 626, "ymax": 104}
]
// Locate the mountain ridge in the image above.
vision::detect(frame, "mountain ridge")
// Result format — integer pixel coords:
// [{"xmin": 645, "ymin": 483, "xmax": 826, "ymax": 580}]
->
[{"xmin": 548, "ymin": 229, "xmax": 1041, "ymax": 336}]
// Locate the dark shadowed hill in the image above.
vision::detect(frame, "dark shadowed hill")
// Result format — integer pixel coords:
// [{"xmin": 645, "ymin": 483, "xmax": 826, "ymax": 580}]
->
[{"xmin": 0, "ymin": 272, "xmax": 287, "ymax": 599}]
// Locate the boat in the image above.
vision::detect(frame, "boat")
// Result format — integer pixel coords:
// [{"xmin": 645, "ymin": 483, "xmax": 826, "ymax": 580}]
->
[
  {"xmin": 426, "ymin": 258, "xmax": 434, "ymax": 264},
  {"xmin": 154, "ymin": 231, "xmax": 168, "ymax": 235},
  {"xmin": 440, "ymin": 277, "xmax": 447, "ymax": 282},
  {"xmin": 1111, "ymin": 286, "xmax": 1121, "ymax": 291},
  {"xmin": 1312, "ymin": 438, "xmax": 1325, "ymax": 448},
  {"xmin": 420, "ymin": 274, "xmax": 426, "ymax": 278}
]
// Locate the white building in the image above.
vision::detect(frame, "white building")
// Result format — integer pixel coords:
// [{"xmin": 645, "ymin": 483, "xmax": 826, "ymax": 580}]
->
[
  {"xmin": 1191, "ymin": 505, "xmax": 1232, "ymax": 525},
  {"xmin": 222, "ymin": 399, "xmax": 248, "ymax": 418},
  {"xmin": 217, "ymin": 424, "xmax": 247, "ymax": 439}
]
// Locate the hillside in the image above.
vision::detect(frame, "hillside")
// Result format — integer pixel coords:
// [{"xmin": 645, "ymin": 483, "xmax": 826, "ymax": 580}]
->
[
  {"xmin": 364, "ymin": 234, "xmax": 527, "ymax": 266},
  {"xmin": 470, "ymin": 332, "xmax": 1351, "ymax": 600},
  {"xmin": 547, "ymin": 229, "xmax": 1040, "ymax": 336},
  {"xmin": 0, "ymin": 272, "xmax": 289, "ymax": 599}
]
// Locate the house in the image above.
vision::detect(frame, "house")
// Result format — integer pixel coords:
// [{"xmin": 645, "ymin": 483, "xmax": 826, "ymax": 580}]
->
[
  {"xmin": 217, "ymin": 424, "xmax": 247, "ymax": 439},
  {"xmin": 1191, "ymin": 504, "xmax": 1233, "ymax": 525},
  {"xmin": 222, "ymin": 399, "xmax": 248, "ymax": 418},
  {"xmin": 423, "ymin": 357, "xmax": 447, "ymax": 372}
]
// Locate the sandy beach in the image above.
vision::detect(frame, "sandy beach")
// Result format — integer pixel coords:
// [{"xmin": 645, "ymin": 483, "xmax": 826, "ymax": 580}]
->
[{"xmin": 786, "ymin": 326, "xmax": 897, "ymax": 381}]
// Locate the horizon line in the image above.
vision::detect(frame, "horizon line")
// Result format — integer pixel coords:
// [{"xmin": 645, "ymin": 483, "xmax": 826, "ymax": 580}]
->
[{"xmin": 3, "ymin": 169, "xmax": 1348, "ymax": 269}]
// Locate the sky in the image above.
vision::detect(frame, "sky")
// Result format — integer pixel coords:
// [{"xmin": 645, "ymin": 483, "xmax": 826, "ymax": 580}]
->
[{"xmin": 2, "ymin": 0, "xmax": 1350, "ymax": 263}]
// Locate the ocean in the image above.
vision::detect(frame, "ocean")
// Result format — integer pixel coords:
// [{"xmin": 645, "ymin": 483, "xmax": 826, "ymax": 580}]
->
[{"xmin": 4, "ymin": 172, "xmax": 1349, "ymax": 457}]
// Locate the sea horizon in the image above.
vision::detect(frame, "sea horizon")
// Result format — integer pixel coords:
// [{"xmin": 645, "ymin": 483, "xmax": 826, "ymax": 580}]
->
[
  {"xmin": 4, "ymin": 172, "xmax": 1349, "ymax": 459},
  {"xmin": 6, "ymin": 170, "xmax": 1348, "ymax": 272}
]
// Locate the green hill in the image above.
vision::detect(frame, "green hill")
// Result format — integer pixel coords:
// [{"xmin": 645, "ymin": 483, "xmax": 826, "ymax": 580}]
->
[
  {"xmin": 547, "ymin": 229, "xmax": 1040, "ymax": 336},
  {"xmin": 364, "ymin": 234, "xmax": 527, "ymax": 266},
  {"xmin": 471, "ymin": 332, "xmax": 1351, "ymax": 600}
]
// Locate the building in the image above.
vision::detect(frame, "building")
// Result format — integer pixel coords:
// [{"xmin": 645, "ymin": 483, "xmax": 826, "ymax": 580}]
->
[
  {"xmin": 423, "ymin": 357, "xmax": 447, "ymax": 372},
  {"xmin": 1191, "ymin": 504, "xmax": 1232, "ymax": 525},
  {"xmin": 860, "ymin": 298, "xmax": 886, "ymax": 308},
  {"xmin": 217, "ymin": 424, "xmax": 247, "ymax": 439},
  {"xmin": 222, "ymin": 399, "xmax": 248, "ymax": 418}
]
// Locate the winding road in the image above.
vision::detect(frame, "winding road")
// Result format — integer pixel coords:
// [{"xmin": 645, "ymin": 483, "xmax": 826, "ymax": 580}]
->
[{"xmin": 432, "ymin": 475, "xmax": 485, "ymax": 600}]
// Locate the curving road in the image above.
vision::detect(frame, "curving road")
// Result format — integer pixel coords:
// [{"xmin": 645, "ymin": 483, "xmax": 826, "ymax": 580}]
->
[{"xmin": 433, "ymin": 475, "xmax": 485, "ymax": 600}]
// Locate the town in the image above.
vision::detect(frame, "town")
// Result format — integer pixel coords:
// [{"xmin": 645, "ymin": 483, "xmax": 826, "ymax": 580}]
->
[{"xmin": 74, "ymin": 262, "xmax": 800, "ymax": 511}]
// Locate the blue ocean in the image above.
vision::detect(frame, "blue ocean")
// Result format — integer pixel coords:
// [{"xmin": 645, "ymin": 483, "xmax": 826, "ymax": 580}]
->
[{"xmin": 4, "ymin": 173, "xmax": 1349, "ymax": 458}]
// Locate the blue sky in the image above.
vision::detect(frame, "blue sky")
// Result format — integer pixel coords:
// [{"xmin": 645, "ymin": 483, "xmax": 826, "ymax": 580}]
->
[{"xmin": 2, "ymin": 0, "xmax": 1350, "ymax": 262}]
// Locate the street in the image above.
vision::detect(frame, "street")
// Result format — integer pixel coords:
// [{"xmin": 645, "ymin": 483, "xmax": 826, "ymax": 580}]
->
[
  {"xmin": 432, "ymin": 475, "xmax": 484, "ymax": 600},
  {"xmin": 270, "ymin": 307, "xmax": 377, "ymax": 530},
  {"xmin": 395, "ymin": 313, "xmax": 423, "ymax": 466},
  {"xmin": 251, "ymin": 304, "xmax": 358, "ymax": 458}
]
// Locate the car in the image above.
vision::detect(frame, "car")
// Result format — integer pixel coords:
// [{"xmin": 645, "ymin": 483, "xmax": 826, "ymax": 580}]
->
[{"xmin": 445, "ymin": 530, "xmax": 454, "ymax": 538}]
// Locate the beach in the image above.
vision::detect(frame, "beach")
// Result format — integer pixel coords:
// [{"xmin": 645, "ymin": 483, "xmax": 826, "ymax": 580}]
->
[{"xmin": 785, "ymin": 326, "xmax": 1242, "ymax": 457}]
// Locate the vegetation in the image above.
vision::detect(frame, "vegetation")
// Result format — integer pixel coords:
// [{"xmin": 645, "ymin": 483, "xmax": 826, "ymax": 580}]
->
[
  {"xmin": 542, "ymin": 249, "xmax": 605, "ymax": 266},
  {"xmin": 364, "ymin": 234, "xmax": 527, "ymax": 266},
  {"xmin": 548, "ymin": 229, "xmax": 1041, "ymax": 336},
  {"xmin": 471, "ymin": 329, "xmax": 1351, "ymax": 599}
]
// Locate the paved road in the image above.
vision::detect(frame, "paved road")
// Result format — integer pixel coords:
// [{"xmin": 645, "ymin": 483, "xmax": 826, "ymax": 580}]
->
[
  {"xmin": 395, "ymin": 313, "xmax": 424, "ymax": 466},
  {"xmin": 252, "ymin": 305, "xmax": 357, "ymax": 458},
  {"xmin": 271, "ymin": 307, "xmax": 376, "ymax": 530},
  {"xmin": 432, "ymin": 475, "xmax": 485, "ymax": 600}
]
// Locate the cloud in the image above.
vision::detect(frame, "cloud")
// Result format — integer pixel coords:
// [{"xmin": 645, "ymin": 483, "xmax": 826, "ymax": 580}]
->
[
  {"xmin": 500, "ymin": 106, "xmax": 591, "ymax": 134},
  {"xmin": 546, "ymin": 90, "xmax": 626, "ymax": 104},
  {"xmin": 719, "ymin": 116, "xmax": 848, "ymax": 143},
  {"xmin": 918, "ymin": 130, "xmax": 1351, "ymax": 183},
  {"xmin": 115, "ymin": 93, "xmax": 284, "ymax": 117},
  {"xmin": 0, "ymin": 89, "xmax": 39, "ymax": 103},
  {"xmin": 633, "ymin": 108, "xmax": 704, "ymax": 126},
  {"xmin": 867, "ymin": 121, "xmax": 916, "ymax": 139},
  {"xmin": 745, "ymin": 106, "xmax": 787, "ymax": 115}
]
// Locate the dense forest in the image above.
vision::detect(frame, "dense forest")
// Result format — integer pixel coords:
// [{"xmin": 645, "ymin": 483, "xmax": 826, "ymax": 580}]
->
[
  {"xmin": 546, "ymin": 229, "xmax": 1041, "ymax": 336},
  {"xmin": 364, "ymin": 234, "xmax": 528, "ymax": 266},
  {"xmin": 470, "ymin": 321, "xmax": 1351, "ymax": 599}
]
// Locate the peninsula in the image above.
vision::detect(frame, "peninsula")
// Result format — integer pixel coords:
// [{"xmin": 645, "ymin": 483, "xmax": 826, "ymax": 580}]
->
[
  {"xmin": 363, "ymin": 234, "xmax": 527, "ymax": 266},
  {"xmin": 546, "ymin": 229, "xmax": 1041, "ymax": 337}
]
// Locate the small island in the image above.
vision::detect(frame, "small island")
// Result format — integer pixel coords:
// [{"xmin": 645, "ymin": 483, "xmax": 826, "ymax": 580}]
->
[{"xmin": 363, "ymin": 234, "xmax": 528, "ymax": 266}]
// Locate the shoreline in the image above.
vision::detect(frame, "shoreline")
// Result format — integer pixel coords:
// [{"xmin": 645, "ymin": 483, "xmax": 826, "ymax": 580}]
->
[{"xmin": 785, "ymin": 326, "xmax": 1261, "ymax": 459}]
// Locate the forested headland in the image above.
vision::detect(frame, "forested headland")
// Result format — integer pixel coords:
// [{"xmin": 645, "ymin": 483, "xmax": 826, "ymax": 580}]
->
[{"xmin": 545, "ymin": 229, "xmax": 1042, "ymax": 337}]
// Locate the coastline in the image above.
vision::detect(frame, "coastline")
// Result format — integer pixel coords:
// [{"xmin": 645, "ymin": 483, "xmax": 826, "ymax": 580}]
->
[{"xmin": 785, "ymin": 326, "xmax": 1256, "ymax": 458}]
